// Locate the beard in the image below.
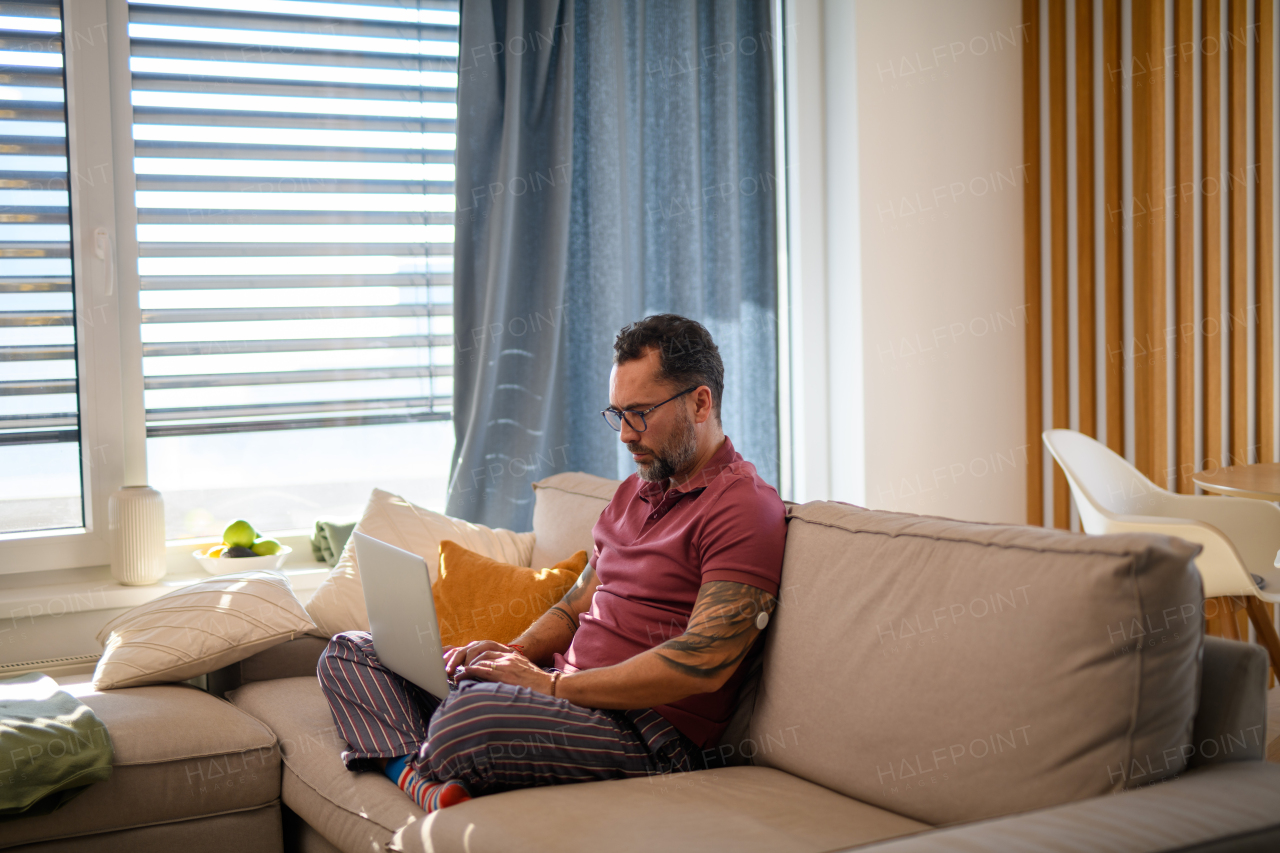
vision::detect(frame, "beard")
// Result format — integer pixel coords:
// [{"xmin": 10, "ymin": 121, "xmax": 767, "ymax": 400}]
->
[{"xmin": 628, "ymin": 409, "xmax": 698, "ymax": 482}]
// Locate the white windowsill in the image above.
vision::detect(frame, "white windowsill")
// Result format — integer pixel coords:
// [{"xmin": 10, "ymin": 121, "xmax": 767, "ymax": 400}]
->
[{"xmin": 0, "ymin": 530, "xmax": 332, "ymax": 617}]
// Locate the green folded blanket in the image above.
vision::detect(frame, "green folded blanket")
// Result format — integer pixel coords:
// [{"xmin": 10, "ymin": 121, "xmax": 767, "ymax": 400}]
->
[
  {"xmin": 0, "ymin": 672, "xmax": 113, "ymax": 820},
  {"xmin": 311, "ymin": 518, "xmax": 357, "ymax": 567}
]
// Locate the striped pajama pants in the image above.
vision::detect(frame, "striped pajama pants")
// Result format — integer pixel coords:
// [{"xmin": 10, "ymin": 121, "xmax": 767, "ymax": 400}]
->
[{"xmin": 316, "ymin": 631, "xmax": 703, "ymax": 796}]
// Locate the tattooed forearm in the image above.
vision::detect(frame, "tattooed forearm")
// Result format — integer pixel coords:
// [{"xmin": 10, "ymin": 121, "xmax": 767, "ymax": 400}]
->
[
  {"xmin": 530, "ymin": 564, "xmax": 594, "ymax": 641},
  {"xmin": 653, "ymin": 581, "xmax": 777, "ymax": 682},
  {"xmin": 548, "ymin": 604, "xmax": 579, "ymax": 632},
  {"xmin": 509, "ymin": 571, "xmax": 594, "ymax": 664}
]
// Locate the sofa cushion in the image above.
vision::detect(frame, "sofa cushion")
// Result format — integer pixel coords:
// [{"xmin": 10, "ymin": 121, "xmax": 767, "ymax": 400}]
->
[
  {"xmin": 227, "ymin": 676, "xmax": 421, "ymax": 853},
  {"xmin": 2, "ymin": 804, "xmax": 284, "ymax": 853},
  {"xmin": 0, "ymin": 682, "xmax": 279, "ymax": 849},
  {"xmin": 389, "ymin": 765, "xmax": 928, "ymax": 853},
  {"xmin": 857, "ymin": 761, "xmax": 1280, "ymax": 853},
  {"xmin": 529, "ymin": 472, "xmax": 621, "ymax": 569},
  {"xmin": 750, "ymin": 502, "xmax": 1203, "ymax": 826},
  {"xmin": 225, "ymin": 676, "xmax": 926, "ymax": 853}
]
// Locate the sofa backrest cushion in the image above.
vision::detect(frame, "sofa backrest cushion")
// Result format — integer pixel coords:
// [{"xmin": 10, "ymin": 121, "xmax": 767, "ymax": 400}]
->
[
  {"xmin": 749, "ymin": 502, "xmax": 1203, "ymax": 826},
  {"xmin": 529, "ymin": 472, "xmax": 621, "ymax": 568}
]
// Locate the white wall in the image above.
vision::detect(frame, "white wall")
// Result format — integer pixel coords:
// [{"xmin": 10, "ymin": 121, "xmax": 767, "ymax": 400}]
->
[{"xmin": 789, "ymin": 0, "xmax": 1028, "ymax": 523}]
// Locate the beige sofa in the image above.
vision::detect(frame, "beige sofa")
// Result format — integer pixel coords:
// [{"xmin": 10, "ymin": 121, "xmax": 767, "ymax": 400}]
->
[{"xmin": 5, "ymin": 473, "xmax": 1279, "ymax": 853}]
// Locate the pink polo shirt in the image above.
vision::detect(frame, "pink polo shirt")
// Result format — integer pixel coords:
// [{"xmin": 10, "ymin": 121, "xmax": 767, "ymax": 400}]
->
[{"xmin": 553, "ymin": 436, "xmax": 787, "ymax": 748}]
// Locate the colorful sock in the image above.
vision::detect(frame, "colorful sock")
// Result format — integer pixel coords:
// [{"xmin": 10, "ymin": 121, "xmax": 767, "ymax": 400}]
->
[
  {"xmin": 384, "ymin": 755, "xmax": 410, "ymax": 783},
  {"xmin": 388, "ymin": 757, "xmax": 471, "ymax": 813}
]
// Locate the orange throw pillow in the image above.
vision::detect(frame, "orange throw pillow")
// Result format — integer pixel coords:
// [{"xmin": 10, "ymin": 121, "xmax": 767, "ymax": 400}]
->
[{"xmin": 432, "ymin": 540, "xmax": 588, "ymax": 647}]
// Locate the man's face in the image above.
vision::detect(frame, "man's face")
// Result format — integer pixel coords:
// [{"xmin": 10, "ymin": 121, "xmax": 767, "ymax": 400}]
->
[{"xmin": 608, "ymin": 348, "xmax": 698, "ymax": 482}]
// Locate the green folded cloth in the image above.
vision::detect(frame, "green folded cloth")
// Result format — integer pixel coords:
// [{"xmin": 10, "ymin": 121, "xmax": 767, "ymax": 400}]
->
[
  {"xmin": 0, "ymin": 672, "xmax": 113, "ymax": 820},
  {"xmin": 311, "ymin": 519, "xmax": 358, "ymax": 567}
]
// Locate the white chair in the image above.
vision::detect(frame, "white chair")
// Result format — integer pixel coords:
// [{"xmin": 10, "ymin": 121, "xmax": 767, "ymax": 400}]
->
[{"xmin": 1043, "ymin": 428, "xmax": 1280, "ymax": 679}]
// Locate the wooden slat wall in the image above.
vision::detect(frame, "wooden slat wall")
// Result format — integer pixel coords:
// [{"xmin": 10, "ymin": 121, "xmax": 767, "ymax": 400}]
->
[
  {"xmin": 1024, "ymin": 0, "xmax": 1045, "ymax": 526},
  {"xmin": 1050, "ymin": 0, "xmax": 1071, "ymax": 530},
  {"xmin": 1228, "ymin": 0, "xmax": 1248, "ymax": 464},
  {"xmin": 1175, "ymin": 0, "xmax": 1195, "ymax": 493},
  {"xmin": 1025, "ymin": 0, "xmax": 1280, "ymax": 527},
  {"xmin": 1131, "ymin": 0, "xmax": 1167, "ymax": 482},
  {"xmin": 1205, "ymin": 0, "xmax": 1225, "ymax": 473},
  {"xmin": 1260, "ymin": 0, "xmax": 1276, "ymax": 463},
  {"xmin": 1103, "ymin": 0, "xmax": 1124, "ymax": 457},
  {"xmin": 1077, "ymin": 0, "xmax": 1098, "ymax": 444}
]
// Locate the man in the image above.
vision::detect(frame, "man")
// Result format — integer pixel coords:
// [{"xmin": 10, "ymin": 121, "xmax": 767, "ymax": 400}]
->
[{"xmin": 317, "ymin": 314, "xmax": 787, "ymax": 812}]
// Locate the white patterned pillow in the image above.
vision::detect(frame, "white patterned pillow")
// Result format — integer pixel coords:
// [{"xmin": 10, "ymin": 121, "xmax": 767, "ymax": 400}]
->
[{"xmin": 93, "ymin": 570, "xmax": 315, "ymax": 690}]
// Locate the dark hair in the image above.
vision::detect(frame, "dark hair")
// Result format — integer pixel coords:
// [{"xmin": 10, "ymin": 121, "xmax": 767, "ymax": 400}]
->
[{"xmin": 613, "ymin": 314, "xmax": 724, "ymax": 419}]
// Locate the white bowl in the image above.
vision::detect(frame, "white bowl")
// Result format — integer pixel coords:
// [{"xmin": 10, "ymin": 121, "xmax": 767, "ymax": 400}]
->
[{"xmin": 194, "ymin": 545, "xmax": 292, "ymax": 576}]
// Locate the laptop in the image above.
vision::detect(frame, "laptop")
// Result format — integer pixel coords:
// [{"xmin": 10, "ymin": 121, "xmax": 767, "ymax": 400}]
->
[{"xmin": 353, "ymin": 532, "xmax": 452, "ymax": 698}]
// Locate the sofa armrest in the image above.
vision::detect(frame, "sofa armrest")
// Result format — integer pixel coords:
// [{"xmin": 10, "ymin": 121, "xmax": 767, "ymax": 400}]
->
[
  {"xmin": 1190, "ymin": 636, "xmax": 1269, "ymax": 768},
  {"xmin": 853, "ymin": 761, "xmax": 1280, "ymax": 853}
]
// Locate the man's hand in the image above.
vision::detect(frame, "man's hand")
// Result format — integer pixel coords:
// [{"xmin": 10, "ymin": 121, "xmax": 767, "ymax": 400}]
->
[
  {"xmin": 459, "ymin": 648, "xmax": 556, "ymax": 695},
  {"xmin": 443, "ymin": 640, "xmax": 521, "ymax": 675}
]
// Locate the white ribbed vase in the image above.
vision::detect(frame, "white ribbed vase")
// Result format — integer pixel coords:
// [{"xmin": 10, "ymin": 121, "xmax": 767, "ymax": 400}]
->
[{"xmin": 109, "ymin": 485, "xmax": 166, "ymax": 586}]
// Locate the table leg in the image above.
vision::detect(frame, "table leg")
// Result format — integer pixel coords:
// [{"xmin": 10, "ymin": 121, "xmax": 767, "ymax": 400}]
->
[{"xmin": 1206, "ymin": 596, "xmax": 1243, "ymax": 640}]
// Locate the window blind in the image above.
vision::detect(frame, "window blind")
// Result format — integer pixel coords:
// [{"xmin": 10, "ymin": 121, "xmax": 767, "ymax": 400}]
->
[
  {"xmin": 128, "ymin": 0, "xmax": 458, "ymax": 438},
  {"xmin": 0, "ymin": 1, "xmax": 77, "ymax": 448}
]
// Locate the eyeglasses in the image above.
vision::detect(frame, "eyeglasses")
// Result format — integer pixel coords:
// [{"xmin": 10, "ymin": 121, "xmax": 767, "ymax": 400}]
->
[{"xmin": 601, "ymin": 386, "xmax": 698, "ymax": 432}]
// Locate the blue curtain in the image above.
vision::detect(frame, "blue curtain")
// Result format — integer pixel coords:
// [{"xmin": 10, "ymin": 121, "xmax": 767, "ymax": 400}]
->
[{"xmin": 448, "ymin": 0, "xmax": 778, "ymax": 530}]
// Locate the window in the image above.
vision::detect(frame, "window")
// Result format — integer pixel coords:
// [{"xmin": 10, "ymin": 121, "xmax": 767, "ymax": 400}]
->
[
  {"xmin": 0, "ymin": 0, "xmax": 460, "ymax": 573},
  {"xmin": 0, "ymin": 3, "xmax": 81, "ymax": 535},
  {"xmin": 126, "ymin": 1, "xmax": 460, "ymax": 538}
]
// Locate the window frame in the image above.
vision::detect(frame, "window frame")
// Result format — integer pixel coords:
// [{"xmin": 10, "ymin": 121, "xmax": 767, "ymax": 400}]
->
[
  {"xmin": 0, "ymin": 0, "xmax": 135, "ymax": 575},
  {"xmin": 1, "ymin": 0, "xmax": 463, "ymax": 576}
]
